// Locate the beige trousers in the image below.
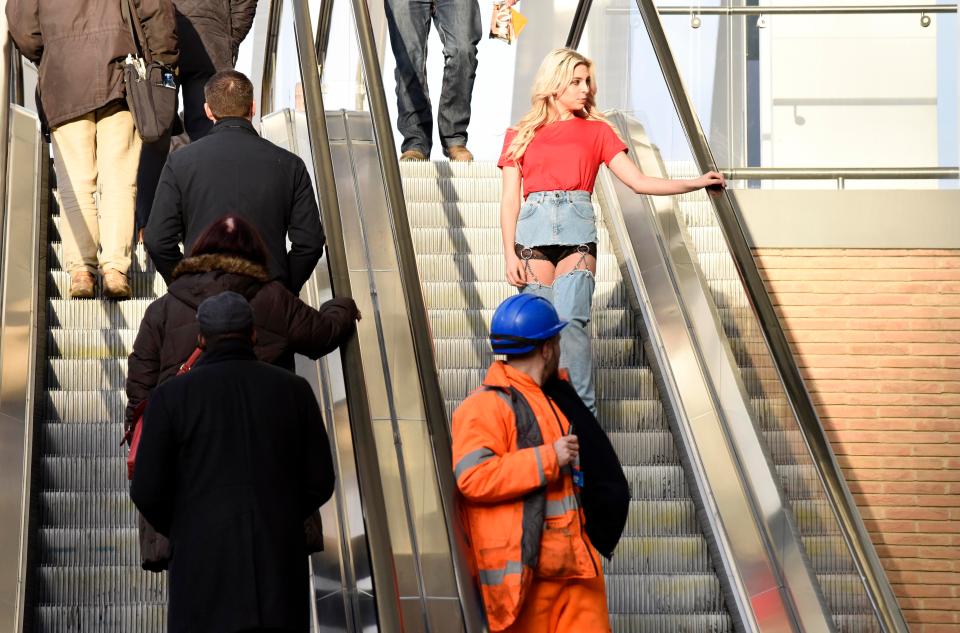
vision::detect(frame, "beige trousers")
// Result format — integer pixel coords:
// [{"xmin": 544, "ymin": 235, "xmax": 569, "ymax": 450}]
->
[{"xmin": 52, "ymin": 101, "xmax": 141, "ymax": 275}]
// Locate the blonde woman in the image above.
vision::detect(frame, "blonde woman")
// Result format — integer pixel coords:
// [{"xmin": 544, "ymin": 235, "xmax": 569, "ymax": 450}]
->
[{"xmin": 498, "ymin": 48, "xmax": 724, "ymax": 414}]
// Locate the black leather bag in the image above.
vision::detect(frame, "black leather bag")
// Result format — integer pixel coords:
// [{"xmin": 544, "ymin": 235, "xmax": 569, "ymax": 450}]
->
[{"xmin": 120, "ymin": 0, "xmax": 178, "ymax": 143}]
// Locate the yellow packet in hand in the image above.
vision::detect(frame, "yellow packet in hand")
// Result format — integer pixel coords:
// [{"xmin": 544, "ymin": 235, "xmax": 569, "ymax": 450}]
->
[{"xmin": 510, "ymin": 8, "xmax": 528, "ymax": 41}]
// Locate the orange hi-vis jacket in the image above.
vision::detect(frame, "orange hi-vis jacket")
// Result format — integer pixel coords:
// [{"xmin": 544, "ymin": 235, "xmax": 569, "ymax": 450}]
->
[{"xmin": 452, "ymin": 361, "xmax": 603, "ymax": 631}]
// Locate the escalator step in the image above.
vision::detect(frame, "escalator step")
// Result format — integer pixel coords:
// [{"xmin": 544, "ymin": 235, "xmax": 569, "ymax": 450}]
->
[
  {"xmin": 34, "ymin": 604, "xmax": 166, "ymax": 633},
  {"xmin": 41, "ymin": 421, "xmax": 126, "ymax": 457},
  {"xmin": 399, "ymin": 161, "xmax": 501, "ymax": 179},
  {"xmin": 406, "ymin": 202, "xmax": 502, "ymax": 228},
  {"xmin": 401, "ymin": 176, "xmax": 502, "ymax": 203},
  {"xmin": 623, "ymin": 500, "xmax": 700, "ymax": 536},
  {"xmin": 46, "ymin": 329, "xmax": 137, "ymax": 359},
  {"xmin": 47, "ymin": 300, "xmax": 153, "ymax": 330},
  {"xmin": 40, "ymin": 491, "xmax": 137, "ymax": 528},
  {"xmin": 38, "ymin": 527, "xmax": 141, "ymax": 567},
  {"xmin": 603, "ymin": 536, "xmax": 714, "ymax": 574},
  {"xmin": 41, "ymin": 456, "xmax": 128, "ymax": 492},
  {"xmin": 35, "ymin": 566, "xmax": 166, "ymax": 604},
  {"xmin": 603, "ymin": 574, "xmax": 726, "ymax": 613},
  {"xmin": 47, "ymin": 359, "xmax": 127, "ymax": 390},
  {"xmin": 44, "ymin": 390, "xmax": 125, "ymax": 423}
]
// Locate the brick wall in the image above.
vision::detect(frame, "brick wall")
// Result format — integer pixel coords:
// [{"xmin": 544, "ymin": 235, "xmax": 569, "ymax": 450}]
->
[{"xmin": 754, "ymin": 248, "xmax": 960, "ymax": 633}]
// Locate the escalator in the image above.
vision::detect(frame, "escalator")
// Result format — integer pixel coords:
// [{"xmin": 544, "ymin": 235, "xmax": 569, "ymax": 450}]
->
[
  {"xmin": 401, "ymin": 160, "xmax": 732, "ymax": 631},
  {"xmin": 0, "ymin": 0, "xmax": 910, "ymax": 629},
  {"xmin": 30, "ymin": 210, "xmax": 167, "ymax": 631}
]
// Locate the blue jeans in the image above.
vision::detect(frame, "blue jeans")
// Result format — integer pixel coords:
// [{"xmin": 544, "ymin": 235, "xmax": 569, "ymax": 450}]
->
[
  {"xmin": 516, "ymin": 191, "xmax": 598, "ymax": 413},
  {"xmin": 384, "ymin": 0, "xmax": 481, "ymax": 154}
]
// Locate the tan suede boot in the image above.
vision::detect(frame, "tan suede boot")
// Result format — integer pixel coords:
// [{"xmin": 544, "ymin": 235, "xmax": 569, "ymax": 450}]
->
[
  {"xmin": 400, "ymin": 149, "xmax": 428, "ymax": 161},
  {"xmin": 102, "ymin": 269, "xmax": 131, "ymax": 300},
  {"xmin": 445, "ymin": 145, "xmax": 474, "ymax": 161},
  {"xmin": 69, "ymin": 271, "xmax": 95, "ymax": 299}
]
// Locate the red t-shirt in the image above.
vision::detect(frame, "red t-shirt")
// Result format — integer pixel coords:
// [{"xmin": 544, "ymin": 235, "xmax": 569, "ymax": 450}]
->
[{"xmin": 497, "ymin": 117, "xmax": 627, "ymax": 198}]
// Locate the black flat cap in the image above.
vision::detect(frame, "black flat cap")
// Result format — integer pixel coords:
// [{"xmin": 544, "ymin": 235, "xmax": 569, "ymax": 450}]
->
[{"xmin": 197, "ymin": 291, "xmax": 254, "ymax": 336}]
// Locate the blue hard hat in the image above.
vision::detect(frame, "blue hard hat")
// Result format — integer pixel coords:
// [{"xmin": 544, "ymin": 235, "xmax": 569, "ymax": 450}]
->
[{"xmin": 490, "ymin": 294, "xmax": 568, "ymax": 355}]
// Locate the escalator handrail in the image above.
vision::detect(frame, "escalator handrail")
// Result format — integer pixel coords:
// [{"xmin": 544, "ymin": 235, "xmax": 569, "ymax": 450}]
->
[
  {"xmin": 263, "ymin": 2, "xmax": 405, "ymax": 630},
  {"xmin": 568, "ymin": 1, "xmax": 909, "ymax": 631},
  {"xmin": 344, "ymin": 1, "xmax": 489, "ymax": 630}
]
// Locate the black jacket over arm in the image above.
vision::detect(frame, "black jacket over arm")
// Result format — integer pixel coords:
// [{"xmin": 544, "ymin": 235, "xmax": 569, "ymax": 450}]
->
[
  {"xmin": 130, "ymin": 340, "xmax": 335, "ymax": 633},
  {"xmin": 144, "ymin": 117, "xmax": 325, "ymax": 292}
]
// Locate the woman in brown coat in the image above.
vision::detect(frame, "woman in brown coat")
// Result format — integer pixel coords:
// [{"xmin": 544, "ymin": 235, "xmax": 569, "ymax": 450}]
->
[{"xmin": 126, "ymin": 215, "xmax": 359, "ymax": 569}]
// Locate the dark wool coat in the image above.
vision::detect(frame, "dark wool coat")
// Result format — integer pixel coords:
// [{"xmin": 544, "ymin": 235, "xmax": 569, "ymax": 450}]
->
[
  {"xmin": 131, "ymin": 340, "xmax": 335, "ymax": 633},
  {"xmin": 6, "ymin": 0, "xmax": 179, "ymax": 128},
  {"xmin": 144, "ymin": 117, "xmax": 325, "ymax": 293},
  {"xmin": 173, "ymin": 0, "xmax": 257, "ymax": 73}
]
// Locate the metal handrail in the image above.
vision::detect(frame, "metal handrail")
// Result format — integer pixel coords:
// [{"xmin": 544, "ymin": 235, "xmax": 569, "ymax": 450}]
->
[
  {"xmin": 259, "ymin": 0, "xmax": 283, "ymax": 116},
  {"xmin": 654, "ymin": 4, "xmax": 956, "ymax": 15},
  {"xmin": 345, "ymin": 0, "xmax": 488, "ymax": 630},
  {"xmin": 726, "ymin": 167, "xmax": 960, "ymax": 180},
  {"xmin": 314, "ymin": 0, "xmax": 335, "ymax": 70},
  {"xmin": 279, "ymin": 1, "xmax": 406, "ymax": 630},
  {"xmin": 586, "ymin": 0, "xmax": 911, "ymax": 630},
  {"xmin": 566, "ymin": 0, "xmax": 595, "ymax": 48}
]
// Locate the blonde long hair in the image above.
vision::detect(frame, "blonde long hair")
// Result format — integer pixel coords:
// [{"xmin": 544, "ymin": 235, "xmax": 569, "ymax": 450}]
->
[{"xmin": 505, "ymin": 48, "xmax": 611, "ymax": 163}]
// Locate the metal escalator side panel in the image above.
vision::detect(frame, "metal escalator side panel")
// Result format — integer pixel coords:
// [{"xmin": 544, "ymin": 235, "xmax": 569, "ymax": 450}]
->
[
  {"xmin": 325, "ymin": 110, "xmax": 469, "ymax": 633},
  {"xmin": 261, "ymin": 108, "xmax": 389, "ymax": 633},
  {"xmin": 596, "ymin": 111, "xmax": 836, "ymax": 633},
  {"xmin": 0, "ymin": 106, "xmax": 46, "ymax": 633},
  {"xmin": 619, "ymin": 0, "xmax": 907, "ymax": 629}
]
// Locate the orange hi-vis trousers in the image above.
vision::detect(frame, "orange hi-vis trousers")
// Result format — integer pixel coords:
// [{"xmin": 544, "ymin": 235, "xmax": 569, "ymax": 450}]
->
[{"xmin": 502, "ymin": 574, "xmax": 611, "ymax": 633}]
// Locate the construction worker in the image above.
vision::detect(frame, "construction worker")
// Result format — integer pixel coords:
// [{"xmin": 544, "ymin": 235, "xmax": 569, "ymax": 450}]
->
[{"xmin": 452, "ymin": 293, "xmax": 612, "ymax": 632}]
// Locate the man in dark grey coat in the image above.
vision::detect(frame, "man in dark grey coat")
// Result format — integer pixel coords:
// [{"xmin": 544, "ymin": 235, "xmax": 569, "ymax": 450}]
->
[
  {"xmin": 145, "ymin": 70, "xmax": 325, "ymax": 293},
  {"xmin": 131, "ymin": 291, "xmax": 335, "ymax": 633},
  {"xmin": 136, "ymin": 0, "xmax": 258, "ymax": 230}
]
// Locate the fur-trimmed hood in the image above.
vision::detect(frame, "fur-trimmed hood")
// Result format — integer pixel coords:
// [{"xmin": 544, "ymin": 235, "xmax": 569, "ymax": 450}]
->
[
  {"xmin": 172, "ymin": 254, "xmax": 271, "ymax": 282},
  {"xmin": 167, "ymin": 254, "xmax": 272, "ymax": 311}
]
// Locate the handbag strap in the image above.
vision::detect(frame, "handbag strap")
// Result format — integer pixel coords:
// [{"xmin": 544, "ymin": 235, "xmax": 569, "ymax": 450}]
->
[
  {"xmin": 120, "ymin": 0, "xmax": 154, "ymax": 65},
  {"xmin": 178, "ymin": 347, "xmax": 203, "ymax": 375}
]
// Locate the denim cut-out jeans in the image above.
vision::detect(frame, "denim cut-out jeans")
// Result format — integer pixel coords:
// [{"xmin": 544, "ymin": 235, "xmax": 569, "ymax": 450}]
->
[{"xmin": 516, "ymin": 190, "xmax": 598, "ymax": 413}]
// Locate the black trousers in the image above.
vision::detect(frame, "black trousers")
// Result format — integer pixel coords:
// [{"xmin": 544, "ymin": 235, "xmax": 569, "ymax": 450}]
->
[{"xmin": 135, "ymin": 70, "xmax": 214, "ymax": 229}]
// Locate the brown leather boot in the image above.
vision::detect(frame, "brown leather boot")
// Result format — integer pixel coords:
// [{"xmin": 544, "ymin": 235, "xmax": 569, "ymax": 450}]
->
[
  {"xmin": 102, "ymin": 269, "xmax": 131, "ymax": 300},
  {"xmin": 69, "ymin": 271, "xmax": 95, "ymax": 299},
  {"xmin": 445, "ymin": 145, "xmax": 473, "ymax": 161},
  {"xmin": 400, "ymin": 149, "xmax": 428, "ymax": 161}
]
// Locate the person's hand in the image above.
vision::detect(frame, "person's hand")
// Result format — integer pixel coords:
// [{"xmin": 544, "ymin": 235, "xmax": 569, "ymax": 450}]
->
[
  {"xmin": 503, "ymin": 0, "xmax": 518, "ymax": 6},
  {"xmin": 696, "ymin": 171, "xmax": 725, "ymax": 194},
  {"xmin": 553, "ymin": 435, "xmax": 580, "ymax": 468},
  {"xmin": 505, "ymin": 252, "xmax": 526, "ymax": 288}
]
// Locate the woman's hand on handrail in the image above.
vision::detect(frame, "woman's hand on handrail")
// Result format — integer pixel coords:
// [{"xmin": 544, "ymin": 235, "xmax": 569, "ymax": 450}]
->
[{"xmin": 608, "ymin": 152, "xmax": 725, "ymax": 196}]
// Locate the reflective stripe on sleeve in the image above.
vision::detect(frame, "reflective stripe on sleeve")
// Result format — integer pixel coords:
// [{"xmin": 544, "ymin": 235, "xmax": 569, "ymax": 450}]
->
[
  {"xmin": 478, "ymin": 560, "xmax": 524, "ymax": 586},
  {"xmin": 545, "ymin": 493, "xmax": 578, "ymax": 518},
  {"xmin": 455, "ymin": 447, "xmax": 495, "ymax": 479},
  {"xmin": 534, "ymin": 445, "xmax": 546, "ymax": 486}
]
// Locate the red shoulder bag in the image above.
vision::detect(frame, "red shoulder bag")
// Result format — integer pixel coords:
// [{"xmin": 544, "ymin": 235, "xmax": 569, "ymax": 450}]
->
[{"xmin": 123, "ymin": 347, "xmax": 203, "ymax": 480}]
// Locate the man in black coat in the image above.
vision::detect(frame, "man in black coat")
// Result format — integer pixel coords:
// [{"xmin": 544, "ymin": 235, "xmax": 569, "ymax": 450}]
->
[
  {"xmin": 131, "ymin": 291, "xmax": 335, "ymax": 633},
  {"xmin": 136, "ymin": 0, "xmax": 257, "ymax": 231},
  {"xmin": 145, "ymin": 70, "xmax": 324, "ymax": 293}
]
